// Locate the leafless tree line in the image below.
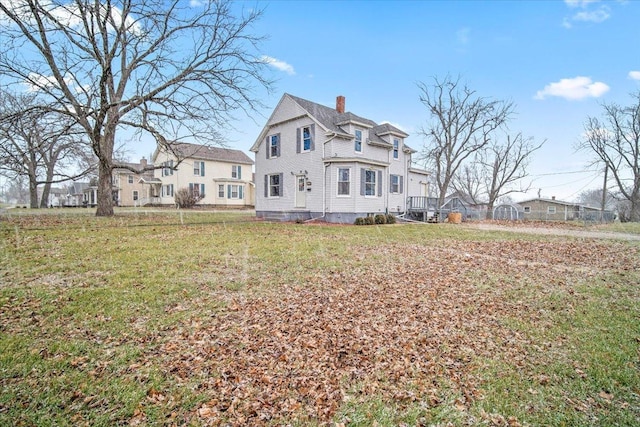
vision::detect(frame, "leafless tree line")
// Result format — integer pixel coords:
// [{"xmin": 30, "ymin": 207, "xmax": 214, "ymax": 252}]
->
[
  {"xmin": 417, "ymin": 75, "xmax": 544, "ymax": 219},
  {"xmin": 0, "ymin": 0, "xmax": 272, "ymax": 215}
]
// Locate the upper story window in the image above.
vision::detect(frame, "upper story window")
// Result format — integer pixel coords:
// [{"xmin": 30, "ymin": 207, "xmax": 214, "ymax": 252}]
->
[
  {"xmin": 303, "ymin": 127, "xmax": 312, "ymax": 151},
  {"xmin": 393, "ymin": 139, "xmax": 399, "ymax": 159},
  {"xmin": 268, "ymin": 134, "xmax": 280, "ymax": 158},
  {"xmin": 194, "ymin": 161, "xmax": 205, "ymax": 176},
  {"xmin": 297, "ymin": 125, "xmax": 315, "ymax": 153},
  {"xmin": 162, "ymin": 160, "xmax": 174, "ymax": 176},
  {"xmin": 128, "ymin": 175, "xmax": 134, "ymax": 184},
  {"xmin": 354, "ymin": 129, "xmax": 362, "ymax": 153},
  {"xmin": 232, "ymin": 165, "xmax": 242, "ymax": 179}
]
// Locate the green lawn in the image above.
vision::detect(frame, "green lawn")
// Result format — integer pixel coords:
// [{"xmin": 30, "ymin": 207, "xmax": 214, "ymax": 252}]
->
[{"xmin": 1, "ymin": 211, "xmax": 639, "ymax": 426}]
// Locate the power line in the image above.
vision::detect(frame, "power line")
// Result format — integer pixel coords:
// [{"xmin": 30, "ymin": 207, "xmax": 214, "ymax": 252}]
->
[{"xmin": 529, "ymin": 169, "xmax": 601, "ymax": 177}]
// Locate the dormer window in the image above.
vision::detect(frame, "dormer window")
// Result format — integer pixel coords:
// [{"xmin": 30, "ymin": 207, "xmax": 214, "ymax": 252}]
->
[{"xmin": 355, "ymin": 129, "xmax": 363, "ymax": 153}]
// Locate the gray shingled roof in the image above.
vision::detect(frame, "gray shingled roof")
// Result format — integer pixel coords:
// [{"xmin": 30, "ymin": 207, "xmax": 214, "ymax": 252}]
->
[
  {"xmin": 288, "ymin": 94, "xmax": 379, "ymax": 135},
  {"xmin": 286, "ymin": 95, "xmax": 409, "ymax": 147},
  {"xmin": 171, "ymin": 143, "xmax": 253, "ymax": 164}
]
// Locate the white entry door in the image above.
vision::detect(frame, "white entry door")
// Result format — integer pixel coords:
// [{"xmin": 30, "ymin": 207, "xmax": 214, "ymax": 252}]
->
[{"xmin": 295, "ymin": 175, "xmax": 306, "ymax": 208}]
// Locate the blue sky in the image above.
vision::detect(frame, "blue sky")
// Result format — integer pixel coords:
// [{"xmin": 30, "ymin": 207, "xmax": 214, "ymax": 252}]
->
[{"xmin": 162, "ymin": 1, "xmax": 639, "ymax": 202}]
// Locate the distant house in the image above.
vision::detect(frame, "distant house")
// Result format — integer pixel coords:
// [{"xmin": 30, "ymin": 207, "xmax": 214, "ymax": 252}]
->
[
  {"xmin": 519, "ymin": 196, "xmax": 614, "ymax": 222},
  {"xmin": 151, "ymin": 143, "xmax": 255, "ymax": 207},
  {"xmin": 37, "ymin": 186, "xmax": 66, "ymax": 207},
  {"xmin": 250, "ymin": 93, "xmax": 430, "ymax": 223},
  {"xmin": 65, "ymin": 182, "xmax": 90, "ymax": 207},
  {"xmin": 112, "ymin": 157, "xmax": 158, "ymax": 206}
]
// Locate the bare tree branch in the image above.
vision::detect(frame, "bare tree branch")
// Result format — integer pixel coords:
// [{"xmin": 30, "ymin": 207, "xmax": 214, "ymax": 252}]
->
[
  {"xmin": 579, "ymin": 91, "xmax": 640, "ymax": 221},
  {"xmin": 0, "ymin": 0, "xmax": 272, "ymax": 216},
  {"xmin": 417, "ymin": 75, "xmax": 514, "ymax": 209}
]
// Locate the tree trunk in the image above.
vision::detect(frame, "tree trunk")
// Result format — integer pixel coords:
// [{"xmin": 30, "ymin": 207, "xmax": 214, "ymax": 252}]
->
[
  {"xmin": 630, "ymin": 193, "xmax": 640, "ymax": 222},
  {"xmin": 29, "ymin": 175, "xmax": 38, "ymax": 208},
  {"xmin": 40, "ymin": 182, "xmax": 51, "ymax": 208},
  {"xmin": 485, "ymin": 202, "xmax": 495, "ymax": 220},
  {"xmin": 96, "ymin": 159, "xmax": 114, "ymax": 216}
]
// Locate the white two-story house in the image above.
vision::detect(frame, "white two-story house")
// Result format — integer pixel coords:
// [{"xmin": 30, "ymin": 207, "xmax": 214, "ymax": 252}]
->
[
  {"xmin": 250, "ymin": 94, "xmax": 430, "ymax": 223},
  {"xmin": 150, "ymin": 143, "xmax": 255, "ymax": 207}
]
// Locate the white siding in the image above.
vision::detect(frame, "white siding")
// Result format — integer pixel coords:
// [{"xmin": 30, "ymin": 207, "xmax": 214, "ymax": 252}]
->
[{"xmin": 255, "ymin": 116, "xmax": 324, "ymax": 213}]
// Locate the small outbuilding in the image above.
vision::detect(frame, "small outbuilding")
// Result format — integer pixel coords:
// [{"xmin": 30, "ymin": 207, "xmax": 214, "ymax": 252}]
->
[{"xmin": 493, "ymin": 203, "xmax": 524, "ymax": 220}]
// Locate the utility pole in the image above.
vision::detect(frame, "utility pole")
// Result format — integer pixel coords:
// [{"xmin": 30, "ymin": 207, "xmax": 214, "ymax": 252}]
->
[{"xmin": 600, "ymin": 165, "xmax": 608, "ymax": 222}]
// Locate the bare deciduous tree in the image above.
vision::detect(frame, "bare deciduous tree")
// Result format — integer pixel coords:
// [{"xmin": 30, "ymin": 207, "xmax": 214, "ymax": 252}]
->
[
  {"xmin": 417, "ymin": 75, "xmax": 514, "ymax": 209},
  {"xmin": 0, "ymin": 90, "xmax": 93, "ymax": 208},
  {"xmin": 580, "ymin": 91, "xmax": 640, "ymax": 222},
  {"xmin": 0, "ymin": 0, "xmax": 272, "ymax": 216},
  {"xmin": 453, "ymin": 133, "xmax": 543, "ymax": 219},
  {"xmin": 480, "ymin": 133, "xmax": 544, "ymax": 219}
]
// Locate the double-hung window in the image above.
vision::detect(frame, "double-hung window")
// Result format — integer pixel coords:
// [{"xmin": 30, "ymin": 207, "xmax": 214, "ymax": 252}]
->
[
  {"xmin": 132, "ymin": 190, "xmax": 139, "ymax": 201},
  {"xmin": 364, "ymin": 170, "xmax": 376, "ymax": 196},
  {"xmin": 266, "ymin": 173, "xmax": 282, "ymax": 197},
  {"xmin": 162, "ymin": 160, "xmax": 174, "ymax": 176},
  {"xmin": 393, "ymin": 139, "xmax": 399, "ymax": 159},
  {"xmin": 232, "ymin": 165, "xmax": 242, "ymax": 179},
  {"xmin": 354, "ymin": 129, "xmax": 363, "ymax": 153},
  {"xmin": 228, "ymin": 184, "xmax": 244, "ymax": 199},
  {"xmin": 189, "ymin": 183, "xmax": 205, "ymax": 198},
  {"xmin": 268, "ymin": 134, "xmax": 280, "ymax": 158},
  {"xmin": 296, "ymin": 125, "xmax": 314, "ymax": 153},
  {"xmin": 218, "ymin": 184, "xmax": 225, "ymax": 198},
  {"xmin": 128, "ymin": 175, "xmax": 134, "ymax": 184},
  {"xmin": 337, "ymin": 168, "xmax": 350, "ymax": 196},
  {"xmin": 548, "ymin": 206, "xmax": 556, "ymax": 214},
  {"xmin": 390, "ymin": 174, "xmax": 401, "ymax": 193},
  {"xmin": 162, "ymin": 184, "xmax": 174, "ymax": 197},
  {"xmin": 194, "ymin": 161, "xmax": 205, "ymax": 176}
]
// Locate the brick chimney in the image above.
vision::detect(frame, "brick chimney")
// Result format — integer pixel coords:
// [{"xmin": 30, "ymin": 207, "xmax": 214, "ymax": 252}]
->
[
  {"xmin": 140, "ymin": 157, "xmax": 147, "ymax": 168},
  {"xmin": 551, "ymin": 196, "xmax": 556, "ymax": 200},
  {"xmin": 336, "ymin": 95, "xmax": 345, "ymax": 114}
]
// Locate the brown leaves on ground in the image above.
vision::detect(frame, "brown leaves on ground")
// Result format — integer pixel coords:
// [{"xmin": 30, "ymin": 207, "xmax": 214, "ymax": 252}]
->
[{"xmin": 144, "ymin": 238, "xmax": 639, "ymax": 425}]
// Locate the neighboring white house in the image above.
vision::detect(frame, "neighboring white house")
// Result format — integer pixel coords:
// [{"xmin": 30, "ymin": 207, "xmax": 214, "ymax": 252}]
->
[
  {"xmin": 250, "ymin": 93, "xmax": 430, "ymax": 223},
  {"xmin": 150, "ymin": 143, "xmax": 255, "ymax": 207}
]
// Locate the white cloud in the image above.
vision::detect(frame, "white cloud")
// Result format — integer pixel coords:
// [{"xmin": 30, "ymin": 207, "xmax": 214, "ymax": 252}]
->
[
  {"xmin": 534, "ymin": 76, "xmax": 609, "ymax": 101},
  {"xmin": 24, "ymin": 72, "xmax": 74, "ymax": 93},
  {"xmin": 629, "ymin": 71, "xmax": 640, "ymax": 81},
  {"xmin": 563, "ymin": 0, "xmax": 611, "ymax": 28},
  {"xmin": 2, "ymin": 1, "xmax": 141, "ymax": 35},
  {"xmin": 262, "ymin": 56, "xmax": 295, "ymax": 76},
  {"xmin": 564, "ymin": 0, "xmax": 601, "ymax": 8},
  {"xmin": 572, "ymin": 7, "xmax": 610, "ymax": 23},
  {"xmin": 189, "ymin": 0, "xmax": 205, "ymax": 6},
  {"xmin": 456, "ymin": 27, "xmax": 470, "ymax": 45}
]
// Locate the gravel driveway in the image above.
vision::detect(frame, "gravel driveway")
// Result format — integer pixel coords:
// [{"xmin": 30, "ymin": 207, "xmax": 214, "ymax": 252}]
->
[{"xmin": 464, "ymin": 222, "xmax": 640, "ymax": 241}]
